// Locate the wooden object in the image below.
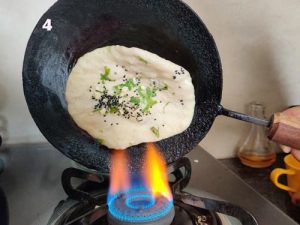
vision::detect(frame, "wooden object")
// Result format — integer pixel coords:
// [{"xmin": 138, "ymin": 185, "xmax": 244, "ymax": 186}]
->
[{"xmin": 268, "ymin": 113, "xmax": 300, "ymax": 149}]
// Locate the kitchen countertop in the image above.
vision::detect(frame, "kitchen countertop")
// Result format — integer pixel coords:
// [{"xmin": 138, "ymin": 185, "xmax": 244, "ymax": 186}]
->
[
  {"xmin": 220, "ymin": 154, "xmax": 300, "ymax": 224},
  {"xmin": 0, "ymin": 143, "xmax": 298, "ymax": 225}
]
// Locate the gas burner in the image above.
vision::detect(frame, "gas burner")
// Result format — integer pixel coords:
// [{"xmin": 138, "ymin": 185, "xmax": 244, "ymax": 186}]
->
[
  {"xmin": 108, "ymin": 188, "xmax": 174, "ymax": 225},
  {"xmin": 48, "ymin": 158, "xmax": 258, "ymax": 225}
]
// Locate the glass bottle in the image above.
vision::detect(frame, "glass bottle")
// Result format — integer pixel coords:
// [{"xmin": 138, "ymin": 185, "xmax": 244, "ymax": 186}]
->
[{"xmin": 237, "ymin": 102, "xmax": 276, "ymax": 168}]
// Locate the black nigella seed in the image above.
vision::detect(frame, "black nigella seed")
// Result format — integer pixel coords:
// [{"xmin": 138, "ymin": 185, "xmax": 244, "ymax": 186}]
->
[
  {"xmin": 173, "ymin": 76, "xmax": 176, "ymax": 79},
  {"xmin": 104, "ymin": 120, "xmax": 106, "ymax": 122},
  {"xmin": 111, "ymin": 123, "xmax": 113, "ymax": 126},
  {"xmin": 154, "ymin": 118, "xmax": 157, "ymax": 121},
  {"xmin": 180, "ymin": 100, "xmax": 183, "ymax": 102},
  {"xmin": 162, "ymin": 124, "xmax": 165, "ymax": 127}
]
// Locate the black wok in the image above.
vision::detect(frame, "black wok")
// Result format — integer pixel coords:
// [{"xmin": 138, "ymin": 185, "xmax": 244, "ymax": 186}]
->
[{"xmin": 23, "ymin": 0, "xmax": 300, "ymax": 173}]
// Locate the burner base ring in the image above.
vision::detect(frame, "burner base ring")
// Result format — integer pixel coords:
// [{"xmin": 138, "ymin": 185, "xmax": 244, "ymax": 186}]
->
[{"xmin": 108, "ymin": 207, "xmax": 175, "ymax": 225}]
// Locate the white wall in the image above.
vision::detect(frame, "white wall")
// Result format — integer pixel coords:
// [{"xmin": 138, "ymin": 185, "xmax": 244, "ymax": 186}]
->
[
  {"xmin": 0, "ymin": 0, "xmax": 299, "ymax": 158},
  {"xmin": 0, "ymin": 0, "xmax": 55, "ymax": 143},
  {"xmin": 185, "ymin": 0, "xmax": 300, "ymax": 158}
]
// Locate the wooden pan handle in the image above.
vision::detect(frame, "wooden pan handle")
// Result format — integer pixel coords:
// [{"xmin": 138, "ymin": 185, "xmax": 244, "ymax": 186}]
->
[{"xmin": 268, "ymin": 113, "xmax": 300, "ymax": 149}]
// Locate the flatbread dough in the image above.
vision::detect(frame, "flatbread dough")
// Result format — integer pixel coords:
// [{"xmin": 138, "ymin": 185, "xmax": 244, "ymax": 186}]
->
[{"xmin": 66, "ymin": 46, "xmax": 195, "ymax": 149}]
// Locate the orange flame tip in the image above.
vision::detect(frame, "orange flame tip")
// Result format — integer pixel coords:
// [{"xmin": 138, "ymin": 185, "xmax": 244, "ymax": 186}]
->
[
  {"xmin": 109, "ymin": 150, "xmax": 130, "ymax": 194},
  {"xmin": 144, "ymin": 143, "xmax": 173, "ymax": 201}
]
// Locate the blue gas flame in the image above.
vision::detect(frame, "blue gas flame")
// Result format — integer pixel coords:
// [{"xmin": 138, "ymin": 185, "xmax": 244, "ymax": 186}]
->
[{"xmin": 108, "ymin": 173, "xmax": 173, "ymax": 223}]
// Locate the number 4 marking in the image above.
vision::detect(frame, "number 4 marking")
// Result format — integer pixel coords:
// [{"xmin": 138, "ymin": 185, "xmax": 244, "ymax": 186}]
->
[{"xmin": 42, "ymin": 19, "xmax": 53, "ymax": 31}]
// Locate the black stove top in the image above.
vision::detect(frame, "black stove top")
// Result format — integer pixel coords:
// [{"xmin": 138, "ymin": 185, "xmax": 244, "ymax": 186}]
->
[{"xmin": 47, "ymin": 158, "xmax": 257, "ymax": 225}]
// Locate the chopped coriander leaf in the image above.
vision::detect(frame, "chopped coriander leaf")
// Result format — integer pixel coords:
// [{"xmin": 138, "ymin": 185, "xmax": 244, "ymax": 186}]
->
[
  {"xmin": 93, "ymin": 108, "xmax": 102, "ymax": 112},
  {"xmin": 150, "ymin": 127, "xmax": 160, "ymax": 138},
  {"xmin": 96, "ymin": 138, "xmax": 104, "ymax": 144},
  {"xmin": 143, "ymin": 98, "xmax": 157, "ymax": 112},
  {"xmin": 100, "ymin": 73, "xmax": 109, "ymax": 81},
  {"xmin": 123, "ymin": 79, "xmax": 135, "ymax": 90},
  {"xmin": 113, "ymin": 85, "xmax": 123, "ymax": 95},
  {"xmin": 146, "ymin": 87, "xmax": 156, "ymax": 97},
  {"xmin": 138, "ymin": 86, "xmax": 146, "ymax": 99},
  {"xmin": 137, "ymin": 56, "xmax": 148, "ymax": 64},
  {"xmin": 152, "ymin": 82, "xmax": 168, "ymax": 92},
  {"xmin": 163, "ymin": 102, "xmax": 171, "ymax": 113},
  {"xmin": 108, "ymin": 106, "xmax": 119, "ymax": 113},
  {"xmin": 100, "ymin": 66, "xmax": 111, "ymax": 81},
  {"xmin": 137, "ymin": 86, "xmax": 147, "ymax": 105},
  {"xmin": 161, "ymin": 83, "xmax": 168, "ymax": 91},
  {"xmin": 130, "ymin": 96, "xmax": 140, "ymax": 105},
  {"xmin": 113, "ymin": 79, "xmax": 136, "ymax": 95},
  {"xmin": 137, "ymin": 86, "xmax": 157, "ymax": 112}
]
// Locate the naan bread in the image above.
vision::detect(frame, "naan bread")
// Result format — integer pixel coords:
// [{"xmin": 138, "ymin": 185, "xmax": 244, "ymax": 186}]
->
[{"xmin": 66, "ymin": 46, "xmax": 195, "ymax": 149}]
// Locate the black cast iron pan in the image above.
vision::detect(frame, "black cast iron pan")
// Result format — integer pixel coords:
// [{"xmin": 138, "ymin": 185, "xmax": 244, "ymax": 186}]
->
[{"xmin": 23, "ymin": 0, "xmax": 300, "ymax": 173}]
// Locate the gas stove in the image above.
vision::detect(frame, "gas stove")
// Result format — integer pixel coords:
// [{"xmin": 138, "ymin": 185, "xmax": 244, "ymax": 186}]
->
[
  {"xmin": 1, "ymin": 144, "xmax": 298, "ymax": 225},
  {"xmin": 47, "ymin": 157, "xmax": 257, "ymax": 225}
]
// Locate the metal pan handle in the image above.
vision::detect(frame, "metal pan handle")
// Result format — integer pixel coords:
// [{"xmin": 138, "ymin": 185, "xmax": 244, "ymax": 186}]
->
[
  {"xmin": 218, "ymin": 105, "xmax": 300, "ymax": 150},
  {"xmin": 218, "ymin": 105, "xmax": 270, "ymax": 127}
]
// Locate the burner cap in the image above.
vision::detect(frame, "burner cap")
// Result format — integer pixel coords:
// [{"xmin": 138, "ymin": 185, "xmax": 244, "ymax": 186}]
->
[{"xmin": 108, "ymin": 189, "xmax": 175, "ymax": 225}]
